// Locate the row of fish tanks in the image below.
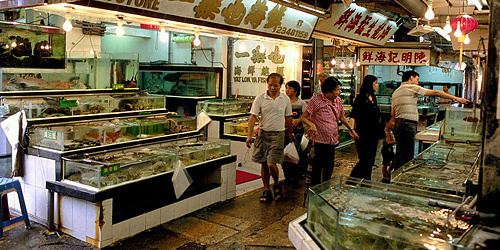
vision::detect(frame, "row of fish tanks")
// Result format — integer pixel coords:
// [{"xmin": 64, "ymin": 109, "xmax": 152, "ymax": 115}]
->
[
  {"xmin": 295, "ymin": 107, "xmax": 486, "ymax": 249},
  {"xmin": 63, "ymin": 139, "xmax": 231, "ymax": 190}
]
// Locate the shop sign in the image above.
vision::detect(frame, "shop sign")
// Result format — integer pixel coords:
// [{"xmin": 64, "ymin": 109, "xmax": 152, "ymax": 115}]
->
[
  {"xmin": 43, "ymin": 130, "xmax": 58, "ymax": 140},
  {"xmin": 93, "ymin": 0, "xmax": 317, "ymax": 42},
  {"xmin": 315, "ymin": 3, "xmax": 398, "ymax": 46},
  {"xmin": 358, "ymin": 48, "xmax": 430, "ymax": 66},
  {"xmin": 59, "ymin": 99, "xmax": 79, "ymax": 109},
  {"xmin": 231, "ymin": 40, "xmax": 298, "ymax": 96}
]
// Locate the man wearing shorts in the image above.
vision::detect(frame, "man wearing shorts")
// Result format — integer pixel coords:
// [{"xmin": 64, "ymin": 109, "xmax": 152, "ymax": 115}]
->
[{"xmin": 246, "ymin": 73, "xmax": 293, "ymax": 202}]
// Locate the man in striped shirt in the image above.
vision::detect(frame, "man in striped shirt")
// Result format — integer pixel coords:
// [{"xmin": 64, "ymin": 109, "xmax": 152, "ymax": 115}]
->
[
  {"xmin": 389, "ymin": 71, "xmax": 468, "ymax": 174},
  {"xmin": 301, "ymin": 77, "xmax": 358, "ymax": 186}
]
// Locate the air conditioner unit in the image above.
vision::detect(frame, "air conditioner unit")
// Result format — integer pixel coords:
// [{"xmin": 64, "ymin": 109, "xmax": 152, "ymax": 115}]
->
[{"xmin": 407, "ymin": 25, "xmax": 434, "ymax": 36}]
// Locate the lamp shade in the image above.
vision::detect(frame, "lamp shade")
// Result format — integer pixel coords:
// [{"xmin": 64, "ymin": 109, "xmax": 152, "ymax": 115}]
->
[{"xmin": 450, "ymin": 14, "xmax": 478, "ymax": 34}]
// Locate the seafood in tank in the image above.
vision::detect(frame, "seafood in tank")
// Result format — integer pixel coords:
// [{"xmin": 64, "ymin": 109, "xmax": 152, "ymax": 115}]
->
[
  {"xmin": 392, "ymin": 141, "xmax": 481, "ymax": 195},
  {"xmin": 306, "ymin": 177, "xmax": 473, "ymax": 250}
]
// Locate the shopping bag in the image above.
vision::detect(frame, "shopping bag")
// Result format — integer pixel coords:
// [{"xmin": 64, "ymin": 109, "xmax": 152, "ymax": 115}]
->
[
  {"xmin": 300, "ymin": 135, "xmax": 310, "ymax": 152},
  {"xmin": 283, "ymin": 142, "xmax": 299, "ymax": 164},
  {"xmin": 171, "ymin": 160, "xmax": 193, "ymax": 199}
]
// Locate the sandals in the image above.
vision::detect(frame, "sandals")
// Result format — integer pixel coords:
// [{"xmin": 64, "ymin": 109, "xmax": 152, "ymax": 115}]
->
[
  {"xmin": 260, "ymin": 190, "xmax": 273, "ymax": 203},
  {"xmin": 273, "ymin": 184, "xmax": 284, "ymax": 201}
]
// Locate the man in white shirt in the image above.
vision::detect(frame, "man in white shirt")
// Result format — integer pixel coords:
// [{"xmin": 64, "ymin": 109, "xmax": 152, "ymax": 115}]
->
[
  {"xmin": 389, "ymin": 71, "xmax": 468, "ymax": 175},
  {"xmin": 246, "ymin": 73, "xmax": 293, "ymax": 202}
]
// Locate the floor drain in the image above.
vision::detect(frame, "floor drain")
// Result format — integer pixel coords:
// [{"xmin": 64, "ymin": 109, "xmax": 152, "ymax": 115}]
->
[{"xmin": 177, "ymin": 242, "xmax": 207, "ymax": 250}]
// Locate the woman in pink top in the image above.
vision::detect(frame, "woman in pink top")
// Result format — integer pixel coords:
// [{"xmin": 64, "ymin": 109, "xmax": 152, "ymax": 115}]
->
[{"xmin": 301, "ymin": 77, "xmax": 358, "ymax": 186}]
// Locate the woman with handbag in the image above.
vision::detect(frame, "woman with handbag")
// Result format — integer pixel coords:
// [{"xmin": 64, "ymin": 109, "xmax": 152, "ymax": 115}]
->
[{"xmin": 349, "ymin": 75, "xmax": 381, "ymax": 180}]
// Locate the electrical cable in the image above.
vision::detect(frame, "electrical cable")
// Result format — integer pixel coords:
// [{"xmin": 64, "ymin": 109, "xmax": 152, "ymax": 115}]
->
[
  {"xmin": 67, "ymin": 34, "xmax": 86, "ymax": 58},
  {"xmin": 199, "ymin": 47, "xmax": 227, "ymax": 69}
]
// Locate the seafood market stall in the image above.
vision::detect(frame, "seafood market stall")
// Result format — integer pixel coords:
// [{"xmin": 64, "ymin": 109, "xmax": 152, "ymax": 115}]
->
[
  {"xmin": 1, "ymin": 87, "xmax": 237, "ymax": 247},
  {"xmin": 289, "ymin": 177, "xmax": 475, "ymax": 249}
]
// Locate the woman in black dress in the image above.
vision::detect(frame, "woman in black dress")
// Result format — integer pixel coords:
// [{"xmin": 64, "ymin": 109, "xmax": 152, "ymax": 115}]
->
[{"xmin": 349, "ymin": 75, "xmax": 381, "ymax": 180}]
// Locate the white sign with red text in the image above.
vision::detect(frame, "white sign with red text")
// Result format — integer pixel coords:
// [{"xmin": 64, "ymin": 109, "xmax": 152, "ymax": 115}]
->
[
  {"xmin": 92, "ymin": 0, "xmax": 317, "ymax": 42},
  {"xmin": 359, "ymin": 48, "xmax": 431, "ymax": 66},
  {"xmin": 315, "ymin": 3, "xmax": 398, "ymax": 46}
]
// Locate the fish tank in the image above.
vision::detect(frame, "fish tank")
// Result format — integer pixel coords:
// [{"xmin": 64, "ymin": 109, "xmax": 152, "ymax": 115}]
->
[
  {"xmin": 197, "ymin": 98, "xmax": 252, "ymax": 116},
  {"xmin": 391, "ymin": 141, "xmax": 481, "ymax": 196},
  {"xmin": 29, "ymin": 114, "xmax": 196, "ymax": 151},
  {"xmin": 139, "ymin": 66, "xmax": 222, "ymax": 97},
  {"xmin": 443, "ymin": 108, "xmax": 482, "ymax": 143},
  {"xmin": 306, "ymin": 177, "xmax": 473, "ymax": 250},
  {"xmin": 63, "ymin": 147, "xmax": 177, "ymax": 189},
  {"xmin": 0, "ymin": 21, "xmax": 65, "ymax": 69},
  {"xmin": 2, "ymin": 93, "xmax": 165, "ymax": 119},
  {"xmin": 1, "ymin": 72, "xmax": 90, "ymax": 91},
  {"xmin": 223, "ymin": 117, "xmax": 259, "ymax": 137}
]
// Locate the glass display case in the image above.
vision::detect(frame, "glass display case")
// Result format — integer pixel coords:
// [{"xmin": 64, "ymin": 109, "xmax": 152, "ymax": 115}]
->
[
  {"xmin": 139, "ymin": 66, "xmax": 221, "ymax": 97},
  {"xmin": 306, "ymin": 177, "xmax": 473, "ymax": 250},
  {"xmin": 2, "ymin": 93, "xmax": 165, "ymax": 119},
  {"xmin": 443, "ymin": 108, "xmax": 482, "ymax": 143},
  {"xmin": 223, "ymin": 117, "xmax": 259, "ymax": 138},
  {"xmin": 0, "ymin": 21, "xmax": 65, "ymax": 69},
  {"xmin": 62, "ymin": 140, "xmax": 231, "ymax": 189},
  {"xmin": 29, "ymin": 114, "xmax": 197, "ymax": 151},
  {"xmin": 197, "ymin": 98, "xmax": 252, "ymax": 116},
  {"xmin": 1, "ymin": 72, "xmax": 89, "ymax": 91},
  {"xmin": 392, "ymin": 141, "xmax": 481, "ymax": 195}
]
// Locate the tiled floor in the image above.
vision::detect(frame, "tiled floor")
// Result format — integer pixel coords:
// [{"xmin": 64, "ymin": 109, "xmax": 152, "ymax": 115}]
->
[{"xmin": 0, "ymin": 142, "xmax": 387, "ymax": 249}]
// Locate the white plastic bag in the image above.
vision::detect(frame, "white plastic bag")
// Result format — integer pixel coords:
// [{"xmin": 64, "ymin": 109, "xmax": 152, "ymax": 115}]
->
[
  {"xmin": 300, "ymin": 135, "xmax": 310, "ymax": 152},
  {"xmin": 283, "ymin": 142, "xmax": 299, "ymax": 164}
]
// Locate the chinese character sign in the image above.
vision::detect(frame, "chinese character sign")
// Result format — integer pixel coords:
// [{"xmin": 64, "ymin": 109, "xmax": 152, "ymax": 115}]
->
[
  {"xmin": 315, "ymin": 3, "xmax": 398, "ymax": 46},
  {"xmin": 359, "ymin": 48, "xmax": 430, "ymax": 66},
  {"xmin": 231, "ymin": 40, "xmax": 300, "ymax": 96},
  {"xmin": 95, "ymin": 0, "xmax": 318, "ymax": 42}
]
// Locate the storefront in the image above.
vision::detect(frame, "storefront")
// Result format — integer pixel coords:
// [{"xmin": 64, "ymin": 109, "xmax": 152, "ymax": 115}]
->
[{"xmin": 0, "ymin": 0, "xmax": 318, "ymax": 247}]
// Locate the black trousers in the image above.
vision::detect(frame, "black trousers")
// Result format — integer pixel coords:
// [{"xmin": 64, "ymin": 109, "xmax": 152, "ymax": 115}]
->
[
  {"xmin": 350, "ymin": 135, "xmax": 379, "ymax": 180},
  {"xmin": 311, "ymin": 143, "xmax": 336, "ymax": 186}
]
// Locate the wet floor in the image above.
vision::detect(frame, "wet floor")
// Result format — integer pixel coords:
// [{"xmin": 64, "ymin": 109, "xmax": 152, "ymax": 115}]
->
[{"xmin": 0, "ymin": 142, "xmax": 388, "ymax": 249}]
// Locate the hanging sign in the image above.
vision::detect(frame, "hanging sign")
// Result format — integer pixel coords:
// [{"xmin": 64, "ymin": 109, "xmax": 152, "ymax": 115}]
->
[
  {"xmin": 358, "ymin": 48, "xmax": 430, "ymax": 66},
  {"xmin": 315, "ymin": 3, "xmax": 398, "ymax": 46},
  {"xmin": 89, "ymin": 0, "xmax": 318, "ymax": 42}
]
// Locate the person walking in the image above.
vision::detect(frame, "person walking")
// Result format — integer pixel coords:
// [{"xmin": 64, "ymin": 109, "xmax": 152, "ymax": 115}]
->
[
  {"xmin": 282, "ymin": 80, "xmax": 307, "ymax": 186},
  {"xmin": 301, "ymin": 76, "xmax": 358, "ymax": 186},
  {"xmin": 349, "ymin": 75, "xmax": 381, "ymax": 180},
  {"xmin": 390, "ymin": 71, "xmax": 468, "ymax": 173},
  {"xmin": 246, "ymin": 73, "xmax": 293, "ymax": 202}
]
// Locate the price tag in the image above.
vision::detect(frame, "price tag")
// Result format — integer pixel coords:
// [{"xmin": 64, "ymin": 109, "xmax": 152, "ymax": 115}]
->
[
  {"xmin": 59, "ymin": 99, "xmax": 78, "ymax": 109},
  {"xmin": 43, "ymin": 130, "xmax": 58, "ymax": 140},
  {"xmin": 100, "ymin": 163, "xmax": 120, "ymax": 176}
]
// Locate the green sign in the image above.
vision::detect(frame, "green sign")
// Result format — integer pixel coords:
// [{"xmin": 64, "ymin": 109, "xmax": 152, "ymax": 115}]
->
[
  {"xmin": 112, "ymin": 83, "xmax": 124, "ymax": 90},
  {"xmin": 43, "ymin": 130, "xmax": 58, "ymax": 140},
  {"xmin": 59, "ymin": 99, "xmax": 78, "ymax": 109},
  {"xmin": 100, "ymin": 163, "xmax": 120, "ymax": 176}
]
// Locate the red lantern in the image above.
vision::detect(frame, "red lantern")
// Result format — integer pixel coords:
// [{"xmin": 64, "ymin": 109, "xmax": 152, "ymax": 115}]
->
[{"xmin": 450, "ymin": 14, "xmax": 478, "ymax": 34}]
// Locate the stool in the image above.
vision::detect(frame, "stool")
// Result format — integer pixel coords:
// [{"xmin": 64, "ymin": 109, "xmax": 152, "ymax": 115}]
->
[{"xmin": 0, "ymin": 178, "xmax": 30, "ymax": 237}]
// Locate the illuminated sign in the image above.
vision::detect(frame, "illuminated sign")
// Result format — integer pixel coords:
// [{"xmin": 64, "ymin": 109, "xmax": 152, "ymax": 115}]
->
[{"xmin": 359, "ymin": 48, "xmax": 431, "ymax": 66}]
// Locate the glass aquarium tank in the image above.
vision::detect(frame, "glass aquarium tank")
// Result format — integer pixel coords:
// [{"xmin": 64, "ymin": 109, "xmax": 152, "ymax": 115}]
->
[
  {"xmin": 0, "ymin": 22, "xmax": 65, "ymax": 69},
  {"xmin": 224, "ymin": 117, "xmax": 259, "ymax": 137},
  {"xmin": 391, "ymin": 141, "xmax": 481, "ymax": 196},
  {"xmin": 2, "ymin": 93, "xmax": 165, "ymax": 119},
  {"xmin": 306, "ymin": 177, "xmax": 473, "ymax": 250},
  {"xmin": 197, "ymin": 98, "xmax": 252, "ymax": 116},
  {"xmin": 443, "ymin": 108, "xmax": 482, "ymax": 143},
  {"xmin": 63, "ymin": 147, "xmax": 177, "ymax": 189},
  {"xmin": 29, "ymin": 114, "xmax": 196, "ymax": 151},
  {"xmin": 1, "ymin": 72, "xmax": 89, "ymax": 91},
  {"xmin": 139, "ymin": 66, "xmax": 221, "ymax": 97}
]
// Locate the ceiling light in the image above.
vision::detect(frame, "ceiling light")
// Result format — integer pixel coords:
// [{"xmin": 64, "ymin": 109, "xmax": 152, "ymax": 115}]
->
[
  {"xmin": 424, "ymin": 1, "xmax": 434, "ymax": 20},
  {"xmin": 464, "ymin": 34, "xmax": 471, "ymax": 44},
  {"xmin": 454, "ymin": 21, "xmax": 462, "ymax": 38},
  {"xmin": 331, "ymin": 57, "xmax": 336, "ymax": 65},
  {"xmin": 443, "ymin": 16, "xmax": 452, "ymax": 34},
  {"xmin": 340, "ymin": 60, "xmax": 345, "ymax": 69},
  {"xmin": 193, "ymin": 32, "xmax": 201, "ymax": 47},
  {"xmin": 355, "ymin": 59, "xmax": 361, "ymax": 67},
  {"xmin": 62, "ymin": 6, "xmax": 74, "ymax": 32},
  {"xmin": 116, "ymin": 16, "xmax": 125, "ymax": 37},
  {"xmin": 348, "ymin": 60, "xmax": 354, "ymax": 69}
]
